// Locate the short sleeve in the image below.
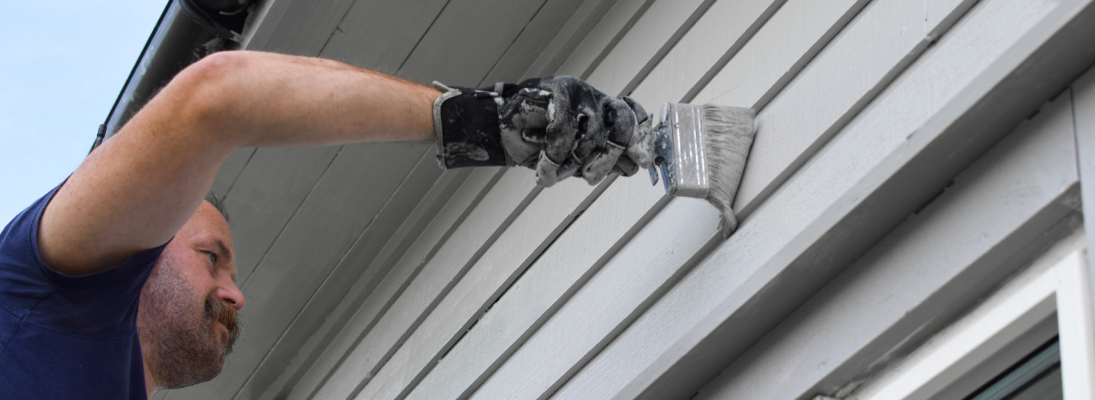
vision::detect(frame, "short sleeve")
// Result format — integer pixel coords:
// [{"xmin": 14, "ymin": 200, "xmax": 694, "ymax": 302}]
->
[{"xmin": 0, "ymin": 183, "xmax": 168, "ymax": 339}]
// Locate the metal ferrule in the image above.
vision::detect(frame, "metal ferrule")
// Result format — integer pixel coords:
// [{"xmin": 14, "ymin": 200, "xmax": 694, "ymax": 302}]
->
[{"xmin": 649, "ymin": 103, "xmax": 709, "ymax": 198}]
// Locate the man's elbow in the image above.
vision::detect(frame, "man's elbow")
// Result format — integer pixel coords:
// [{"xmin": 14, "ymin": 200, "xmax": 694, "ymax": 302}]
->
[{"xmin": 163, "ymin": 51, "xmax": 253, "ymax": 139}]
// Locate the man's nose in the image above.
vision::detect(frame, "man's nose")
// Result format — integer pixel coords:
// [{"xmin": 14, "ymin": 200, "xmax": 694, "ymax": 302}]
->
[{"xmin": 217, "ymin": 281, "xmax": 246, "ymax": 311}]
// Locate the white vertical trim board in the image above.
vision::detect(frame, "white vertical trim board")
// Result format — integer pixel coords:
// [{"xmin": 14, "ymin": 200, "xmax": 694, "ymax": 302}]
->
[
  {"xmin": 1072, "ymin": 64, "xmax": 1095, "ymax": 366},
  {"xmin": 1056, "ymin": 251, "xmax": 1095, "ymax": 400},
  {"xmin": 561, "ymin": 0, "xmax": 1095, "ymax": 398},
  {"xmin": 845, "ymin": 235, "xmax": 1085, "ymax": 400}
]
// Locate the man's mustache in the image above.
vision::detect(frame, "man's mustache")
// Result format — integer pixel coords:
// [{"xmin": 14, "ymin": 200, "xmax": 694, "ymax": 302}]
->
[{"xmin": 205, "ymin": 296, "xmax": 240, "ymax": 354}]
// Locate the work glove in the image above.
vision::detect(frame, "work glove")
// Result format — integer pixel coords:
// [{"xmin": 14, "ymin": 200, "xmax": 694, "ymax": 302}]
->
[{"xmin": 432, "ymin": 77, "xmax": 655, "ymax": 187}]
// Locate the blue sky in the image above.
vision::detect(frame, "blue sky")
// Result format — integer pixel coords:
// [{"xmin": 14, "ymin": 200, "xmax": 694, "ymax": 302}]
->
[{"xmin": 0, "ymin": 1, "xmax": 167, "ymax": 225}]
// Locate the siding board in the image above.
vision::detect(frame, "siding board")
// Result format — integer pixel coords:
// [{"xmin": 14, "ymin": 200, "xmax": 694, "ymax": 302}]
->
[
  {"xmin": 210, "ymin": 147, "xmax": 255, "ymax": 198},
  {"xmin": 693, "ymin": 0, "xmax": 870, "ymax": 112},
  {"xmin": 225, "ymin": 145, "xmax": 343, "ymax": 284},
  {"xmin": 176, "ymin": 0, "xmax": 571, "ymax": 397},
  {"xmin": 238, "ymin": 149, "xmax": 445, "ymax": 399},
  {"xmin": 628, "ymin": 0, "xmax": 785, "ymax": 105},
  {"xmin": 396, "ymin": 0, "xmax": 550, "ymax": 85},
  {"xmin": 555, "ymin": 0, "xmax": 1071, "ymax": 398},
  {"xmin": 200, "ymin": 0, "xmax": 1095, "ymax": 399},
  {"xmin": 729, "ymin": 0, "xmax": 930, "ymax": 217},
  {"xmin": 407, "ymin": 175, "xmax": 667, "ymax": 400},
  {"xmin": 317, "ymin": 0, "xmax": 451, "ymax": 74},
  {"xmin": 695, "ymin": 90, "xmax": 1081, "ymax": 400},
  {"xmin": 481, "ymin": 0, "xmax": 589, "ymax": 84},
  {"xmin": 583, "ymin": 0, "xmax": 711, "ymax": 96},
  {"xmin": 312, "ymin": 168, "xmax": 541, "ymax": 400},
  {"xmin": 359, "ymin": 178, "xmax": 600, "ymax": 400},
  {"xmin": 256, "ymin": 0, "xmax": 357, "ymax": 57},
  {"xmin": 258, "ymin": 168, "xmax": 474, "ymax": 400},
  {"xmin": 290, "ymin": 168, "xmax": 503, "ymax": 400},
  {"xmin": 521, "ymin": 0, "xmax": 620, "ymax": 79},
  {"xmin": 360, "ymin": 1, "xmax": 758, "ymax": 398},
  {"xmin": 284, "ymin": 1, "xmax": 657, "ymax": 396},
  {"xmin": 463, "ymin": 194, "xmax": 718, "ymax": 400},
  {"xmin": 554, "ymin": 0, "xmax": 654, "ymax": 78},
  {"xmin": 407, "ymin": 1, "xmax": 791, "ymax": 398}
]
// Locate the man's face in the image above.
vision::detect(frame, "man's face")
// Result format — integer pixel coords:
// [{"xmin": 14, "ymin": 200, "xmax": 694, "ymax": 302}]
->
[{"xmin": 137, "ymin": 201, "xmax": 245, "ymax": 389}]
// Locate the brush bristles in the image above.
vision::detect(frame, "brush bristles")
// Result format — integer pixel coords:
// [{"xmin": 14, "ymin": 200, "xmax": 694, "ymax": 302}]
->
[{"xmin": 701, "ymin": 104, "xmax": 755, "ymax": 237}]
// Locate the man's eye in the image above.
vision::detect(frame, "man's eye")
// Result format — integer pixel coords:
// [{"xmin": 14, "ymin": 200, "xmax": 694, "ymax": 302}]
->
[{"xmin": 205, "ymin": 252, "xmax": 217, "ymax": 264}]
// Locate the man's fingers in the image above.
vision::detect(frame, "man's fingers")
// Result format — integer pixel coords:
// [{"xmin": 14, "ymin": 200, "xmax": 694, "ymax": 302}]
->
[
  {"xmin": 620, "ymin": 96, "xmax": 655, "ymax": 169},
  {"xmin": 613, "ymin": 155, "xmax": 640, "ymax": 176},
  {"xmin": 500, "ymin": 93, "xmax": 554, "ymax": 167},
  {"xmin": 535, "ymin": 151, "xmax": 562, "ymax": 187},
  {"xmin": 581, "ymin": 142, "xmax": 625, "ymax": 184},
  {"xmin": 625, "ymin": 122, "xmax": 655, "ymax": 169},
  {"xmin": 502, "ymin": 77, "xmax": 656, "ymax": 186}
]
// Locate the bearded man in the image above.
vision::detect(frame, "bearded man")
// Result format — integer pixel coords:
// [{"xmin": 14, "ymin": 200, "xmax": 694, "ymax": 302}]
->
[{"xmin": 0, "ymin": 50, "xmax": 652, "ymax": 398}]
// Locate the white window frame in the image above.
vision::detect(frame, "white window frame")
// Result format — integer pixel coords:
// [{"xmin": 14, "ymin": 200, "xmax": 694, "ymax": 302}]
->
[{"xmin": 844, "ymin": 238, "xmax": 1095, "ymax": 400}]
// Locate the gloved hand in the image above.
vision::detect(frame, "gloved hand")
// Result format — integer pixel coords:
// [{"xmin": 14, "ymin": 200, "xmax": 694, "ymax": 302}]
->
[{"xmin": 432, "ymin": 77, "xmax": 654, "ymax": 187}]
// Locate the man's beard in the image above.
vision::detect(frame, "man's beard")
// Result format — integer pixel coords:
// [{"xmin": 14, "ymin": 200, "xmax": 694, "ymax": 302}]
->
[{"xmin": 137, "ymin": 255, "xmax": 240, "ymax": 389}]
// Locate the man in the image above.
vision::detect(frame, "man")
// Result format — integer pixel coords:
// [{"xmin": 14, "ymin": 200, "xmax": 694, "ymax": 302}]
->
[{"xmin": 0, "ymin": 50, "xmax": 652, "ymax": 398}]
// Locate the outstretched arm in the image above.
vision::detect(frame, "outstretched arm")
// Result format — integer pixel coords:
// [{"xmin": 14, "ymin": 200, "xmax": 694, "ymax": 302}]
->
[{"xmin": 39, "ymin": 50, "xmax": 441, "ymax": 276}]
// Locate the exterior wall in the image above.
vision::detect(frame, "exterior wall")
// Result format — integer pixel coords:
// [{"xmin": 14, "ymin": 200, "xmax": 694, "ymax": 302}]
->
[{"xmin": 218, "ymin": 0, "xmax": 1095, "ymax": 399}]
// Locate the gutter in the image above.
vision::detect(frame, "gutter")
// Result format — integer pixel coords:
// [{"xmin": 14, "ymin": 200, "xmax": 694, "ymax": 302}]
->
[{"xmin": 92, "ymin": 0, "xmax": 253, "ymax": 152}]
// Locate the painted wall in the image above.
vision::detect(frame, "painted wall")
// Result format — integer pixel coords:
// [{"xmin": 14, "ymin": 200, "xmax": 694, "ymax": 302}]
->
[{"xmin": 175, "ymin": 0, "xmax": 1095, "ymax": 398}]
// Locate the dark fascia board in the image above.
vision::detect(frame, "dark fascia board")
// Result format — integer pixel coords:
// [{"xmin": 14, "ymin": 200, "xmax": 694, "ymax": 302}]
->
[
  {"xmin": 100, "ymin": 0, "xmax": 249, "ymax": 144},
  {"xmin": 99, "ymin": 1, "xmax": 173, "ymax": 144},
  {"xmin": 621, "ymin": 0, "xmax": 1095, "ymax": 398}
]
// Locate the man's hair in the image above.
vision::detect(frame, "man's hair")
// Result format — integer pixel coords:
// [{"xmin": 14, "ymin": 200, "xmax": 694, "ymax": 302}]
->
[{"xmin": 204, "ymin": 191, "xmax": 230, "ymax": 224}]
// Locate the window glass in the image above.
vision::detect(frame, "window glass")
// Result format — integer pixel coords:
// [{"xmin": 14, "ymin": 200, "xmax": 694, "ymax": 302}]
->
[{"xmin": 966, "ymin": 339, "xmax": 1062, "ymax": 400}]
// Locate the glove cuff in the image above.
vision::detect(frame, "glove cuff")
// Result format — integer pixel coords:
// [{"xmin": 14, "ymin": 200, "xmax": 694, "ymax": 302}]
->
[{"xmin": 432, "ymin": 81, "xmax": 511, "ymax": 169}]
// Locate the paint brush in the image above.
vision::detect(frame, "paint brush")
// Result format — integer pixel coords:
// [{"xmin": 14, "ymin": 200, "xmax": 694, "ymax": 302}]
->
[{"xmin": 649, "ymin": 103, "xmax": 756, "ymax": 238}]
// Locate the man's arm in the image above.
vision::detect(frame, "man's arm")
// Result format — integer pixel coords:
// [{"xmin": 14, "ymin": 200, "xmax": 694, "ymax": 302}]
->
[{"xmin": 39, "ymin": 51, "xmax": 440, "ymax": 276}]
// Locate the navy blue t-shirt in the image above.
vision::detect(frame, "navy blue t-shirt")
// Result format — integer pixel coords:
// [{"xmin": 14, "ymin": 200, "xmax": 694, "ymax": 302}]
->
[{"xmin": 0, "ymin": 185, "xmax": 167, "ymax": 399}]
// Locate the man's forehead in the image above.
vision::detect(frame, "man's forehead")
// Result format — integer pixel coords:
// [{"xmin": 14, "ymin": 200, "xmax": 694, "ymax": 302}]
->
[{"xmin": 189, "ymin": 203, "xmax": 234, "ymax": 253}]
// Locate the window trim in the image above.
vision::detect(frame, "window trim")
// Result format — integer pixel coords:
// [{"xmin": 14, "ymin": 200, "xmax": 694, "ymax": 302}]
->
[{"xmin": 846, "ymin": 242, "xmax": 1095, "ymax": 400}]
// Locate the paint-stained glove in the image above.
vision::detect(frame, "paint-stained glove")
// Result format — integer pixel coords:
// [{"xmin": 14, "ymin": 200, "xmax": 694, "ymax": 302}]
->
[{"xmin": 432, "ymin": 77, "xmax": 655, "ymax": 187}]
